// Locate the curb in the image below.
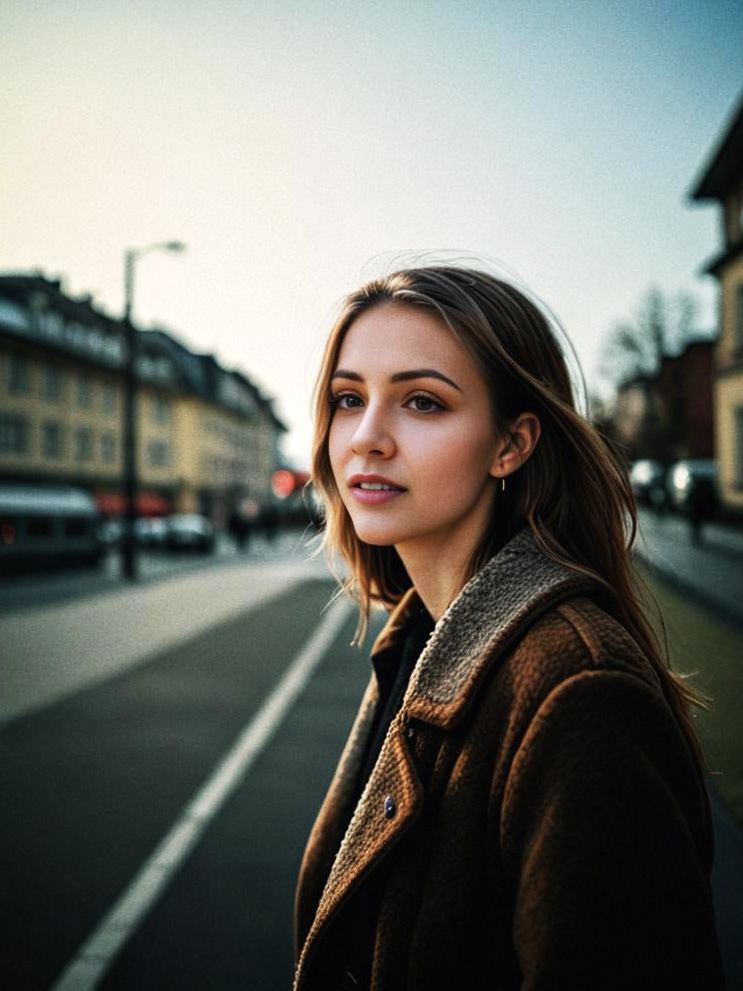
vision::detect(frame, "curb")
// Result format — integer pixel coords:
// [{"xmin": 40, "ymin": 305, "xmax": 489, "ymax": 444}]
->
[{"xmin": 633, "ymin": 546, "xmax": 743, "ymax": 633}]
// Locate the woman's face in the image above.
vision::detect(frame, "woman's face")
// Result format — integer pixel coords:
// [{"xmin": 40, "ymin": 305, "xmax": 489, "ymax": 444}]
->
[{"xmin": 328, "ymin": 304, "xmax": 503, "ymax": 557}]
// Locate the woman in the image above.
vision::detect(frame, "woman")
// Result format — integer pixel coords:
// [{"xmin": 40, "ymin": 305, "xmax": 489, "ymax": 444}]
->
[{"xmin": 294, "ymin": 265, "xmax": 723, "ymax": 990}]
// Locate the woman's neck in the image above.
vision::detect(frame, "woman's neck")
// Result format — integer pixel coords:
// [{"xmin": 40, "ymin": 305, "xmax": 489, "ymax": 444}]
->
[{"xmin": 395, "ymin": 523, "xmax": 485, "ymax": 622}]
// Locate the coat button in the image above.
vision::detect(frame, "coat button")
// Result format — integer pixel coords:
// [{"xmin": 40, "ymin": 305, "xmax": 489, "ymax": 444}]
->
[{"xmin": 384, "ymin": 795, "xmax": 396, "ymax": 819}]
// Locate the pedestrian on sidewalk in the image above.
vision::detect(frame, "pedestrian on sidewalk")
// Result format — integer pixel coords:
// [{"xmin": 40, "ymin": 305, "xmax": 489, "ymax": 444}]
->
[
  {"xmin": 295, "ymin": 264, "xmax": 723, "ymax": 990},
  {"xmin": 686, "ymin": 477, "xmax": 716, "ymax": 546}
]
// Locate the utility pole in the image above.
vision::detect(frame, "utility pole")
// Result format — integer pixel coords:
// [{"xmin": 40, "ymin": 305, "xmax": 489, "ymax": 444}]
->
[
  {"xmin": 120, "ymin": 241, "xmax": 185, "ymax": 580},
  {"xmin": 122, "ymin": 249, "xmax": 137, "ymax": 579}
]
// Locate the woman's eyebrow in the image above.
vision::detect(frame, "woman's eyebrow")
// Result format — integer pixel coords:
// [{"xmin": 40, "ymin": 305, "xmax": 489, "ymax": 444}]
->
[{"xmin": 331, "ymin": 368, "xmax": 463, "ymax": 393}]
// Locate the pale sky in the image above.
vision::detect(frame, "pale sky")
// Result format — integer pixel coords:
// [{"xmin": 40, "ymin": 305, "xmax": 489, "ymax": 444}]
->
[{"xmin": 2, "ymin": 0, "xmax": 741, "ymax": 464}]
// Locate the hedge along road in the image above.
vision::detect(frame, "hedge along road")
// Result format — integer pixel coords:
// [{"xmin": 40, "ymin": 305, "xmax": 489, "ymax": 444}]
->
[{"xmin": 0, "ymin": 573, "xmax": 374, "ymax": 990}]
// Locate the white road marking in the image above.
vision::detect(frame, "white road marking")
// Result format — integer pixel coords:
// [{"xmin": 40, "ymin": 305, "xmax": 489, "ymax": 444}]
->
[{"xmin": 50, "ymin": 595, "xmax": 353, "ymax": 991}]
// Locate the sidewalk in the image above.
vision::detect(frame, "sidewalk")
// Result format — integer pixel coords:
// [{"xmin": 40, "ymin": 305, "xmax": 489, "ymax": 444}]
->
[
  {"xmin": 633, "ymin": 520, "xmax": 743, "ymax": 829},
  {"xmin": 634, "ymin": 528, "xmax": 743, "ymax": 990},
  {"xmin": 635, "ymin": 510, "xmax": 743, "ymax": 628},
  {"xmin": 0, "ymin": 555, "xmax": 328, "ymax": 727}
]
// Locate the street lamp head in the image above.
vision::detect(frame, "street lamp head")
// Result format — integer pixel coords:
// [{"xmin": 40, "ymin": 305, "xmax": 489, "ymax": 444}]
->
[{"xmin": 164, "ymin": 241, "xmax": 186, "ymax": 253}]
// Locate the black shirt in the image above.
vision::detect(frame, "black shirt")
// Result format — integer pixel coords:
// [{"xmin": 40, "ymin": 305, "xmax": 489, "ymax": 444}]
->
[{"xmin": 320, "ymin": 605, "xmax": 435, "ymax": 991}]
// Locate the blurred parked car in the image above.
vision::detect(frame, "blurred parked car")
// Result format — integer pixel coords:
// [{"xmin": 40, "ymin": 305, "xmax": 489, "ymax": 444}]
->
[
  {"xmin": 134, "ymin": 517, "xmax": 168, "ymax": 548},
  {"xmin": 98, "ymin": 518, "xmax": 123, "ymax": 550},
  {"xmin": 166, "ymin": 514, "xmax": 215, "ymax": 553},
  {"xmin": 99, "ymin": 518, "xmax": 169, "ymax": 550},
  {"xmin": 668, "ymin": 460, "xmax": 719, "ymax": 516},
  {"xmin": 629, "ymin": 460, "xmax": 668, "ymax": 511}
]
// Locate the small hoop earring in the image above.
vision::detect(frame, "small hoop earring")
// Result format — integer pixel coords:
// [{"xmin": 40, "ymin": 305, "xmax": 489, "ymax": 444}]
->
[{"xmin": 501, "ymin": 477, "xmax": 506, "ymax": 493}]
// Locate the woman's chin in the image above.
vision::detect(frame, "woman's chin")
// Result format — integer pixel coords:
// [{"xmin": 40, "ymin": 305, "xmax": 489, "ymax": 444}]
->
[
  {"xmin": 351, "ymin": 521, "xmax": 403, "ymax": 547},
  {"xmin": 357, "ymin": 531, "xmax": 397, "ymax": 547}
]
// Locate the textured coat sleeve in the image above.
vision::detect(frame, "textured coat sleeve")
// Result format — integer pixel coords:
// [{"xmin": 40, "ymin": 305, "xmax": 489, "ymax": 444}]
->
[{"xmin": 499, "ymin": 669, "xmax": 724, "ymax": 989}]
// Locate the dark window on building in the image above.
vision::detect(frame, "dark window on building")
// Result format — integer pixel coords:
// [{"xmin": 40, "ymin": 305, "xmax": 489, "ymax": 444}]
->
[
  {"xmin": 735, "ymin": 406, "xmax": 743, "ymax": 490},
  {"xmin": 101, "ymin": 433, "xmax": 116, "ymax": 463},
  {"xmin": 103, "ymin": 382, "xmax": 117, "ymax": 415},
  {"xmin": 152, "ymin": 394, "xmax": 171, "ymax": 424},
  {"xmin": 26, "ymin": 516, "xmax": 54, "ymax": 538},
  {"xmin": 75, "ymin": 427, "xmax": 94, "ymax": 462},
  {"xmin": 77, "ymin": 373, "xmax": 94, "ymax": 408},
  {"xmin": 43, "ymin": 364, "xmax": 65, "ymax": 401},
  {"xmin": 6, "ymin": 354, "xmax": 31, "ymax": 395},
  {"xmin": 42, "ymin": 421, "xmax": 64, "ymax": 459},
  {"xmin": 0, "ymin": 413, "xmax": 30, "ymax": 454},
  {"xmin": 147, "ymin": 439, "xmax": 170, "ymax": 467}
]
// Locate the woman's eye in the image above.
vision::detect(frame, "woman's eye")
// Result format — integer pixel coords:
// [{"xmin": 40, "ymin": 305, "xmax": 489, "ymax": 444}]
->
[
  {"xmin": 407, "ymin": 394, "xmax": 443, "ymax": 413},
  {"xmin": 330, "ymin": 392, "xmax": 363, "ymax": 410}
]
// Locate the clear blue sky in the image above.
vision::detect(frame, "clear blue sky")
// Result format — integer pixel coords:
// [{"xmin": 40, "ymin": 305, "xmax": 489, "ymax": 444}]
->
[{"xmin": 2, "ymin": 0, "xmax": 741, "ymax": 462}]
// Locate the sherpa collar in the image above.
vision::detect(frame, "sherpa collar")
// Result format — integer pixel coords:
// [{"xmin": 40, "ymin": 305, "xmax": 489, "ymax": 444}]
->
[{"xmin": 371, "ymin": 528, "xmax": 600, "ymax": 730}]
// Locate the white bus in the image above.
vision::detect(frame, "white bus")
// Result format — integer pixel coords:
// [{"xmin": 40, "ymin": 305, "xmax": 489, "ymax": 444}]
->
[{"xmin": 0, "ymin": 484, "xmax": 102, "ymax": 573}]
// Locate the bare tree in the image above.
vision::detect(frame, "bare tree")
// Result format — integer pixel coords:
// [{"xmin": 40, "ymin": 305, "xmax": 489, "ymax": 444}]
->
[
  {"xmin": 599, "ymin": 287, "xmax": 712, "ymax": 463},
  {"xmin": 599, "ymin": 287, "xmax": 707, "ymax": 390}
]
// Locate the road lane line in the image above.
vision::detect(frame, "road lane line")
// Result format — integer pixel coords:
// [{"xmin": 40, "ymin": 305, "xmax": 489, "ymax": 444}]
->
[{"xmin": 50, "ymin": 595, "xmax": 353, "ymax": 991}]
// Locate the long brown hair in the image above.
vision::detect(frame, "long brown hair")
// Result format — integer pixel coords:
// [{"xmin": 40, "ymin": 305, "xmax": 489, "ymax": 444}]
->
[{"xmin": 311, "ymin": 265, "xmax": 708, "ymax": 769}]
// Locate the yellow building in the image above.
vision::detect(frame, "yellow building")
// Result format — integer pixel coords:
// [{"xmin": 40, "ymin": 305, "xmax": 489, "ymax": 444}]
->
[
  {"xmin": 0, "ymin": 274, "xmax": 286, "ymax": 520},
  {"xmin": 142, "ymin": 330, "xmax": 284, "ymax": 523},
  {"xmin": 691, "ymin": 93, "xmax": 743, "ymax": 512}
]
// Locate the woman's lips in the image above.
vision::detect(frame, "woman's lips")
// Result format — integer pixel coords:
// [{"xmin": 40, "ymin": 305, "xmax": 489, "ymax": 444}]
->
[
  {"xmin": 350, "ymin": 486, "xmax": 406, "ymax": 505},
  {"xmin": 348, "ymin": 476, "xmax": 406, "ymax": 506}
]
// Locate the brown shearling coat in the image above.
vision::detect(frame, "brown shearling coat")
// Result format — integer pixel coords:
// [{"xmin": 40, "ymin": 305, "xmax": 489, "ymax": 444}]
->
[{"xmin": 294, "ymin": 530, "xmax": 723, "ymax": 989}]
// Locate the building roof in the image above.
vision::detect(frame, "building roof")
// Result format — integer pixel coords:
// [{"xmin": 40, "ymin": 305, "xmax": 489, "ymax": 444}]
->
[
  {"xmin": 690, "ymin": 91, "xmax": 743, "ymax": 201},
  {"xmin": 0, "ymin": 271, "xmax": 286, "ymax": 429},
  {"xmin": 141, "ymin": 328, "xmax": 211, "ymax": 397}
]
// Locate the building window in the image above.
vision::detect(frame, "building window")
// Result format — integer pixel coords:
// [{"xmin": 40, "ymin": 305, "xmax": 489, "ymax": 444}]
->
[
  {"xmin": 735, "ymin": 286, "xmax": 743, "ymax": 356},
  {"xmin": 147, "ymin": 439, "xmax": 170, "ymax": 467},
  {"xmin": 43, "ymin": 364, "xmax": 65, "ymax": 401},
  {"xmin": 103, "ymin": 382, "xmax": 117, "ymax": 415},
  {"xmin": 42, "ymin": 421, "xmax": 64, "ymax": 459},
  {"xmin": 735, "ymin": 406, "xmax": 743, "ymax": 490},
  {"xmin": 75, "ymin": 427, "xmax": 94, "ymax": 462},
  {"xmin": 101, "ymin": 432, "xmax": 116, "ymax": 463},
  {"xmin": 0, "ymin": 413, "xmax": 30, "ymax": 454},
  {"xmin": 77, "ymin": 373, "xmax": 94, "ymax": 409},
  {"xmin": 152, "ymin": 394, "xmax": 171, "ymax": 424},
  {"xmin": 6, "ymin": 354, "xmax": 31, "ymax": 395}
]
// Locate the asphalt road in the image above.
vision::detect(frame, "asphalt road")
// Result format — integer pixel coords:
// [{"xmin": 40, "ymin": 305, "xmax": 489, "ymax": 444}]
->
[
  {"xmin": 0, "ymin": 564, "xmax": 377, "ymax": 990},
  {"xmin": 1, "ymin": 525, "xmax": 740, "ymax": 990}
]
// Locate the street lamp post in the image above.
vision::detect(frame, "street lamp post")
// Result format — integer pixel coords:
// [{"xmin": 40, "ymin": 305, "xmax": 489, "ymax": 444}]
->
[{"xmin": 122, "ymin": 241, "xmax": 185, "ymax": 580}]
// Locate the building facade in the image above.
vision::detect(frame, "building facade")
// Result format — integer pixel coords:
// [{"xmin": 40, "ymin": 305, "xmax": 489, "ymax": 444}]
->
[
  {"xmin": 0, "ymin": 273, "xmax": 286, "ymax": 521},
  {"xmin": 612, "ymin": 339, "xmax": 714, "ymax": 463},
  {"xmin": 691, "ymin": 93, "xmax": 743, "ymax": 512}
]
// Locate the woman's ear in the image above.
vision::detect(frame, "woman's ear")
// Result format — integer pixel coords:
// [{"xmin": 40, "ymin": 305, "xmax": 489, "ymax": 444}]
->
[{"xmin": 490, "ymin": 412, "xmax": 541, "ymax": 479}]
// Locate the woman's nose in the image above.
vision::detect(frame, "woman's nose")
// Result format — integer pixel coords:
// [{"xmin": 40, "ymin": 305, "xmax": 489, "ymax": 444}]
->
[{"xmin": 350, "ymin": 405, "xmax": 395, "ymax": 459}]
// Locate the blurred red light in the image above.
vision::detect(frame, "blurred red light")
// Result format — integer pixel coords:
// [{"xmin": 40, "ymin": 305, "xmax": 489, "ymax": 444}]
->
[{"xmin": 272, "ymin": 470, "xmax": 296, "ymax": 499}]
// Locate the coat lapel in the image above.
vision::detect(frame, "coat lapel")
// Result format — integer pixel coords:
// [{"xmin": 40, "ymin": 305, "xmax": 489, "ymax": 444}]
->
[
  {"xmin": 295, "ymin": 529, "xmax": 600, "ymax": 986},
  {"xmin": 402, "ymin": 528, "xmax": 600, "ymax": 728}
]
